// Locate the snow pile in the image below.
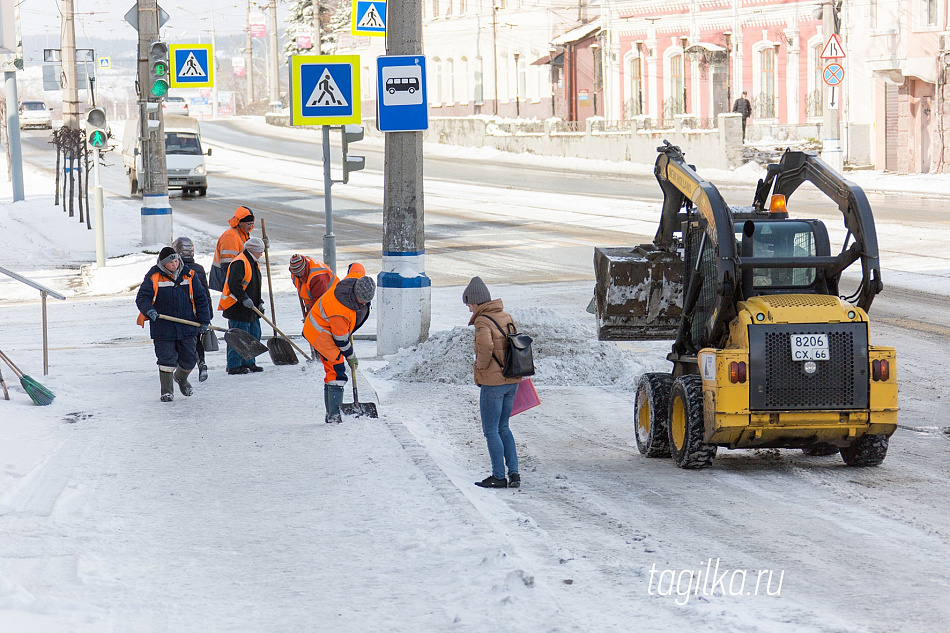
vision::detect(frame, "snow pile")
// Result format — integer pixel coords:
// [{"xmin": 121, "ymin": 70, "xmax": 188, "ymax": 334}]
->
[{"xmin": 377, "ymin": 307, "xmax": 668, "ymax": 387}]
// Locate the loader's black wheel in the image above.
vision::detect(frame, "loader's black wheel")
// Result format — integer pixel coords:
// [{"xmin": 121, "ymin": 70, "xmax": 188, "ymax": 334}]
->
[
  {"xmin": 634, "ymin": 373, "xmax": 673, "ymax": 457},
  {"xmin": 803, "ymin": 443, "xmax": 839, "ymax": 457},
  {"xmin": 668, "ymin": 375, "xmax": 717, "ymax": 469},
  {"xmin": 840, "ymin": 434, "xmax": 889, "ymax": 467}
]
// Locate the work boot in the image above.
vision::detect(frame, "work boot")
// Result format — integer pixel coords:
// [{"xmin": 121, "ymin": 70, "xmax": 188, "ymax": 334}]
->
[
  {"xmin": 325, "ymin": 384, "xmax": 344, "ymax": 424},
  {"xmin": 227, "ymin": 366, "xmax": 250, "ymax": 375},
  {"xmin": 174, "ymin": 367, "xmax": 193, "ymax": 396},
  {"xmin": 160, "ymin": 370, "xmax": 175, "ymax": 402},
  {"xmin": 248, "ymin": 364, "xmax": 264, "ymax": 373},
  {"xmin": 508, "ymin": 473, "xmax": 521, "ymax": 489},
  {"xmin": 475, "ymin": 476, "xmax": 508, "ymax": 489},
  {"xmin": 198, "ymin": 362, "xmax": 209, "ymax": 382}
]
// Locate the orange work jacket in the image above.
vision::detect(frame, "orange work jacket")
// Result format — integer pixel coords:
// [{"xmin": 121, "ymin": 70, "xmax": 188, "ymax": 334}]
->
[
  {"xmin": 293, "ymin": 256, "xmax": 336, "ymax": 307},
  {"xmin": 218, "ymin": 252, "xmax": 253, "ymax": 311}
]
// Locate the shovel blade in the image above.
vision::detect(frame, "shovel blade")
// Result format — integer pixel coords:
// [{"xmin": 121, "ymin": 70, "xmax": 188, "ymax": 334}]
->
[
  {"xmin": 267, "ymin": 336, "xmax": 299, "ymax": 365},
  {"xmin": 341, "ymin": 402, "xmax": 378, "ymax": 418},
  {"xmin": 223, "ymin": 329, "xmax": 268, "ymax": 361}
]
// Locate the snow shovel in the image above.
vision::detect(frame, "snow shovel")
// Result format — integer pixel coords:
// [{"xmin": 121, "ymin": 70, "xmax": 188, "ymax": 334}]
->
[
  {"xmin": 341, "ymin": 370, "xmax": 378, "ymax": 419},
  {"xmin": 157, "ymin": 315, "xmax": 267, "ymax": 361},
  {"xmin": 0, "ymin": 348, "xmax": 55, "ymax": 406},
  {"xmin": 259, "ymin": 219, "xmax": 298, "ymax": 365},
  {"xmin": 249, "ymin": 305, "xmax": 312, "ymax": 362}
]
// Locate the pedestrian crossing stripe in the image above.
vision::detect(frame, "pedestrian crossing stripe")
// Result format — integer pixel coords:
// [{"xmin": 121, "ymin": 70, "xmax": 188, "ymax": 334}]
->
[
  {"xmin": 169, "ymin": 44, "xmax": 215, "ymax": 88},
  {"xmin": 306, "ymin": 68, "xmax": 349, "ymax": 107},
  {"xmin": 290, "ymin": 54, "xmax": 361, "ymax": 126},
  {"xmin": 179, "ymin": 52, "xmax": 207, "ymax": 77},
  {"xmin": 351, "ymin": 0, "xmax": 387, "ymax": 36}
]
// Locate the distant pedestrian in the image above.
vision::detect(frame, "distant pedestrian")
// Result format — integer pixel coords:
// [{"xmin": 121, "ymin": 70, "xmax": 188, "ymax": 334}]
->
[
  {"xmin": 209, "ymin": 206, "xmax": 255, "ymax": 292},
  {"xmin": 173, "ymin": 236, "xmax": 212, "ymax": 382},
  {"xmin": 302, "ymin": 263, "xmax": 375, "ymax": 424},
  {"xmin": 289, "ymin": 253, "xmax": 336, "ymax": 316},
  {"xmin": 218, "ymin": 237, "xmax": 266, "ymax": 375},
  {"xmin": 464, "ymin": 276, "xmax": 522, "ymax": 489},
  {"xmin": 136, "ymin": 247, "xmax": 211, "ymax": 402},
  {"xmin": 732, "ymin": 90, "xmax": 752, "ymax": 142}
]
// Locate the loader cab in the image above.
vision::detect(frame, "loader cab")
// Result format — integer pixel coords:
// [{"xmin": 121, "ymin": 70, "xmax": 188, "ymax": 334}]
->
[{"xmin": 738, "ymin": 219, "xmax": 832, "ymax": 299}]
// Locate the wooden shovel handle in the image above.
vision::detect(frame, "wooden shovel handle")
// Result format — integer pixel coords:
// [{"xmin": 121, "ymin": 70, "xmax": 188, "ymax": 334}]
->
[
  {"xmin": 157, "ymin": 314, "xmax": 226, "ymax": 332},
  {"xmin": 260, "ymin": 219, "xmax": 278, "ymax": 331},
  {"xmin": 249, "ymin": 305, "xmax": 312, "ymax": 359},
  {"xmin": 0, "ymin": 348, "xmax": 24, "ymax": 379}
]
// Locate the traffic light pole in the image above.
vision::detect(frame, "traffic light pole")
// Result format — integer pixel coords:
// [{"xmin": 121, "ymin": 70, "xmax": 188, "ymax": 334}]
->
[
  {"xmin": 93, "ymin": 147, "xmax": 105, "ymax": 267},
  {"xmin": 378, "ymin": 0, "xmax": 430, "ymax": 355},
  {"xmin": 321, "ymin": 124, "xmax": 336, "ymax": 275},
  {"xmin": 137, "ymin": 0, "xmax": 172, "ymax": 245}
]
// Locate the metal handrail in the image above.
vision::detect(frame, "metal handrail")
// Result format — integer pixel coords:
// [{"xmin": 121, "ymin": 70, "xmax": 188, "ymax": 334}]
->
[{"xmin": 0, "ymin": 265, "xmax": 67, "ymax": 376}]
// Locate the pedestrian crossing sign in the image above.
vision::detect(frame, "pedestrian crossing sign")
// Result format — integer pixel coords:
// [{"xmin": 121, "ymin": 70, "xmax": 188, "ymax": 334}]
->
[
  {"xmin": 290, "ymin": 55, "xmax": 361, "ymax": 126},
  {"xmin": 352, "ymin": 0, "xmax": 386, "ymax": 36},
  {"xmin": 98, "ymin": 57, "xmax": 111, "ymax": 70},
  {"xmin": 170, "ymin": 44, "xmax": 214, "ymax": 88}
]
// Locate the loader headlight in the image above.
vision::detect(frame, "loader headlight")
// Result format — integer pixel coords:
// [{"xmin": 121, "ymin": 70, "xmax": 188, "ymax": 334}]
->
[
  {"xmin": 848, "ymin": 310, "xmax": 856, "ymax": 319},
  {"xmin": 756, "ymin": 313, "xmax": 765, "ymax": 321},
  {"xmin": 803, "ymin": 361, "xmax": 818, "ymax": 375},
  {"xmin": 192, "ymin": 165, "xmax": 205, "ymax": 175}
]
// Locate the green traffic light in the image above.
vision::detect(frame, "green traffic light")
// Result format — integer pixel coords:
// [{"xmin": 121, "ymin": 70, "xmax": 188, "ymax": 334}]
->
[
  {"xmin": 154, "ymin": 62, "xmax": 167, "ymax": 76},
  {"xmin": 151, "ymin": 79, "xmax": 169, "ymax": 97},
  {"xmin": 90, "ymin": 131, "xmax": 105, "ymax": 147}
]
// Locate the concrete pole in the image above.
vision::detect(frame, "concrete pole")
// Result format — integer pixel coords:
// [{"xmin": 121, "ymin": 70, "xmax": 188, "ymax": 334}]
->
[
  {"xmin": 245, "ymin": 0, "xmax": 255, "ymax": 106},
  {"xmin": 379, "ymin": 0, "xmax": 430, "ymax": 355},
  {"xmin": 321, "ymin": 125, "xmax": 336, "ymax": 274},
  {"xmin": 211, "ymin": 1, "xmax": 219, "ymax": 118},
  {"xmin": 60, "ymin": 0, "xmax": 80, "ymax": 129},
  {"xmin": 138, "ymin": 0, "xmax": 172, "ymax": 245},
  {"xmin": 267, "ymin": 0, "xmax": 279, "ymax": 108},
  {"xmin": 93, "ymin": 147, "xmax": 105, "ymax": 267},
  {"xmin": 821, "ymin": 0, "xmax": 842, "ymax": 171},
  {"xmin": 4, "ymin": 71, "xmax": 24, "ymax": 201},
  {"xmin": 312, "ymin": 0, "xmax": 322, "ymax": 54}
]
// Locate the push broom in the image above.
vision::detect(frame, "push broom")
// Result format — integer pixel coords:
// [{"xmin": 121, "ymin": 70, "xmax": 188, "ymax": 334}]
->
[{"xmin": 0, "ymin": 348, "xmax": 56, "ymax": 406}]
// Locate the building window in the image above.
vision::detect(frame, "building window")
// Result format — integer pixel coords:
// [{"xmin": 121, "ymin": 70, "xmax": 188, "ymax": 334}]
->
[
  {"xmin": 459, "ymin": 0, "xmax": 467, "ymax": 14},
  {"xmin": 668, "ymin": 53, "xmax": 684, "ymax": 116},
  {"xmin": 627, "ymin": 55, "xmax": 643, "ymax": 117},
  {"xmin": 870, "ymin": 0, "xmax": 878, "ymax": 28},
  {"xmin": 447, "ymin": 59, "xmax": 455, "ymax": 103},
  {"xmin": 432, "ymin": 0, "xmax": 439, "ymax": 18},
  {"xmin": 926, "ymin": 0, "xmax": 938, "ymax": 26},
  {"xmin": 756, "ymin": 47, "xmax": 776, "ymax": 118},
  {"xmin": 807, "ymin": 43, "xmax": 823, "ymax": 118},
  {"xmin": 475, "ymin": 56, "xmax": 484, "ymax": 104}
]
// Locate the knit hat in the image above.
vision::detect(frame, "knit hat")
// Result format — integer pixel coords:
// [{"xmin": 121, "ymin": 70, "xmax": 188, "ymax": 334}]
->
[
  {"xmin": 354, "ymin": 276, "xmax": 376, "ymax": 303},
  {"xmin": 462, "ymin": 276, "xmax": 491, "ymax": 305},
  {"xmin": 289, "ymin": 254, "xmax": 307, "ymax": 275},
  {"xmin": 245, "ymin": 237, "xmax": 265, "ymax": 253},
  {"xmin": 157, "ymin": 246, "xmax": 178, "ymax": 265},
  {"xmin": 171, "ymin": 237, "xmax": 194, "ymax": 259}
]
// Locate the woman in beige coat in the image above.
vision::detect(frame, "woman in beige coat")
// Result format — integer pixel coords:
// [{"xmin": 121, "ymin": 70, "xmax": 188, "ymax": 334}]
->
[{"xmin": 464, "ymin": 277, "xmax": 522, "ymax": 489}]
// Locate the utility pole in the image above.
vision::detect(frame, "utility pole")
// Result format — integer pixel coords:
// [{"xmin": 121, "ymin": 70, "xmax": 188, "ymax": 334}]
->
[
  {"xmin": 245, "ymin": 0, "xmax": 254, "ymax": 105},
  {"xmin": 491, "ymin": 2, "xmax": 498, "ymax": 115},
  {"xmin": 312, "ymin": 0, "xmax": 322, "ymax": 54},
  {"xmin": 210, "ymin": 1, "xmax": 219, "ymax": 118},
  {"xmin": 138, "ymin": 0, "xmax": 172, "ymax": 244},
  {"xmin": 267, "ymin": 0, "xmax": 279, "ymax": 109},
  {"xmin": 821, "ymin": 0, "xmax": 842, "ymax": 171},
  {"xmin": 60, "ymin": 0, "xmax": 79, "ymax": 129},
  {"xmin": 379, "ymin": 0, "xmax": 431, "ymax": 354}
]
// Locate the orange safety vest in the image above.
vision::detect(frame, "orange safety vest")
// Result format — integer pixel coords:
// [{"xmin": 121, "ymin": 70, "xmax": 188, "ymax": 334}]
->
[
  {"xmin": 212, "ymin": 225, "xmax": 249, "ymax": 271},
  {"xmin": 292, "ymin": 256, "xmax": 336, "ymax": 304},
  {"xmin": 136, "ymin": 269, "xmax": 197, "ymax": 326},
  {"xmin": 302, "ymin": 278, "xmax": 358, "ymax": 350},
  {"xmin": 218, "ymin": 252, "xmax": 253, "ymax": 311}
]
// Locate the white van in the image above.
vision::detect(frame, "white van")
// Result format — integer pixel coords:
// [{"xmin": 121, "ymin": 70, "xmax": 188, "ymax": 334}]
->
[{"xmin": 122, "ymin": 114, "xmax": 210, "ymax": 197}]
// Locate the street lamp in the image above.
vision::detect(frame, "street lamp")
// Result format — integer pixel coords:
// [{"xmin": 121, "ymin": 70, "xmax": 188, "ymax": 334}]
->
[{"xmin": 513, "ymin": 51, "xmax": 521, "ymax": 117}]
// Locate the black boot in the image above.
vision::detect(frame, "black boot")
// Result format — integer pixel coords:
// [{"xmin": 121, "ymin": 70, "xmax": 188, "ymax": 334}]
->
[
  {"xmin": 508, "ymin": 473, "xmax": 521, "ymax": 488},
  {"xmin": 174, "ymin": 367, "xmax": 193, "ymax": 396},
  {"xmin": 198, "ymin": 362, "xmax": 209, "ymax": 382},
  {"xmin": 325, "ymin": 384, "xmax": 344, "ymax": 423},
  {"xmin": 475, "ymin": 476, "xmax": 508, "ymax": 489},
  {"xmin": 160, "ymin": 370, "xmax": 174, "ymax": 402}
]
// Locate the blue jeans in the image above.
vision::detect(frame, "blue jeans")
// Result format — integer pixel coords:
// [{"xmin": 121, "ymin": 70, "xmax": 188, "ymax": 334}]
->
[
  {"xmin": 480, "ymin": 383, "xmax": 519, "ymax": 480},
  {"xmin": 227, "ymin": 318, "xmax": 261, "ymax": 369}
]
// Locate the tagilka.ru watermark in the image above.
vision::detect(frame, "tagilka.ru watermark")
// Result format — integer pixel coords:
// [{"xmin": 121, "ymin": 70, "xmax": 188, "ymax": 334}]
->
[{"xmin": 647, "ymin": 559, "xmax": 785, "ymax": 606}]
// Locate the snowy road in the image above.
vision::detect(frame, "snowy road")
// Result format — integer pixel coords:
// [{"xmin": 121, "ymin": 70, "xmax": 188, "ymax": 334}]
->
[{"xmin": 3, "ymin": 121, "xmax": 950, "ymax": 631}]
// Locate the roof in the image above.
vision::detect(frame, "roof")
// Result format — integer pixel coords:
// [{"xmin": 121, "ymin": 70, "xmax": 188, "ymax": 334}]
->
[{"xmin": 551, "ymin": 21, "xmax": 601, "ymax": 46}]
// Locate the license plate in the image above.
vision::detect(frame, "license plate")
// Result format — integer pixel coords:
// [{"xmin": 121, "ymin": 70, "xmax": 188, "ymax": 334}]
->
[{"xmin": 790, "ymin": 333, "xmax": 829, "ymax": 361}]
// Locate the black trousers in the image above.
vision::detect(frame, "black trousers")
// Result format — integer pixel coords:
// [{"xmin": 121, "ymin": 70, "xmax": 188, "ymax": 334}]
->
[{"xmin": 154, "ymin": 336, "xmax": 199, "ymax": 371}]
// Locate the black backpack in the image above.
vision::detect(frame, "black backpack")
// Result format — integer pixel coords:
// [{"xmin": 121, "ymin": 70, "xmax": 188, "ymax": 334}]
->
[{"xmin": 483, "ymin": 315, "xmax": 535, "ymax": 378}]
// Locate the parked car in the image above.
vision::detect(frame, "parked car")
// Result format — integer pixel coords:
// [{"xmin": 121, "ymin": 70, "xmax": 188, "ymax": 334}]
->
[
  {"xmin": 163, "ymin": 96, "xmax": 190, "ymax": 116},
  {"xmin": 19, "ymin": 101, "xmax": 53, "ymax": 129}
]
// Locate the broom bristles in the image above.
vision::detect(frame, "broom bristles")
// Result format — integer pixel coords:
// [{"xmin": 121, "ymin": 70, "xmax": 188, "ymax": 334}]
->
[{"xmin": 21, "ymin": 375, "xmax": 55, "ymax": 406}]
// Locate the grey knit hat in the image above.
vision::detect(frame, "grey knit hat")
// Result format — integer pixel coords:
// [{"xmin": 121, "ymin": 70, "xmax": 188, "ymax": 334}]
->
[
  {"xmin": 245, "ymin": 237, "xmax": 265, "ymax": 253},
  {"xmin": 354, "ymin": 276, "xmax": 376, "ymax": 303},
  {"xmin": 462, "ymin": 276, "xmax": 491, "ymax": 305}
]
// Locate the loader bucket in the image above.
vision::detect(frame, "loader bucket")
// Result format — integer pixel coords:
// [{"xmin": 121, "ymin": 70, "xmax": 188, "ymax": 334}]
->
[{"xmin": 593, "ymin": 246, "xmax": 684, "ymax": 341}]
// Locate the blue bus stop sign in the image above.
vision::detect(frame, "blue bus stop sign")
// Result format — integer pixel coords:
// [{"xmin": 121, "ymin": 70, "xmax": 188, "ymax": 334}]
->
[{"xmin": 376, "ymin": 55, "xmax": 428, "ymax": 132}]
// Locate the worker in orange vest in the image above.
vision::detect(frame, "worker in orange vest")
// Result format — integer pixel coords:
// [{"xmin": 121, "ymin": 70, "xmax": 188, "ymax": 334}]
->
[
  {"xmin": 209, "ymin": 206, "xmax": 256, "ymax": 292},
  {"xmin": 302, "ymin": 263, "xmax": 376, "ymax": 423},
  {"xmin": 289, "ymin": 253, "xmax": 336, "ymax": 315},
  {"xmin": 218, "ymin": 237, "xmax": 266, "ymax": 374}
]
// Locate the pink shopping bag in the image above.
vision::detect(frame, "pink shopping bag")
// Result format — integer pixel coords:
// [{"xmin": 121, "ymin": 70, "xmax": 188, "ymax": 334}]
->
[{"xmin": 511, "ymin": 378, "xmax": 540, "ymax": 416}]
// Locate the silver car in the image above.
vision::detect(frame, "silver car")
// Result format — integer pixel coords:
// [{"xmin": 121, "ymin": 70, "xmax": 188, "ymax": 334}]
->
[
  {"xmin": 19, "ymin": 101, "xmax": 53, "ymax": 129},
  {"xmin": 162, "ymin": 96, "xmax": 190, "ymax": 117}
]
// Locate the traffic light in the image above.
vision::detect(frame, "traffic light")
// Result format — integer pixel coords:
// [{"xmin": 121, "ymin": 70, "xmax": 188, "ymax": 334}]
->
[
  {"xmin": 148, "ymin": 41, "xmax": 170, "ymax": 98},
  {"xmin": 341, "ymin": 124, "xmax": 365, "ymax": 183},
  {"xmin": 85, "ymin": 107, "xmax": 108, "ymax": 151}
]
